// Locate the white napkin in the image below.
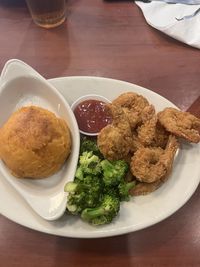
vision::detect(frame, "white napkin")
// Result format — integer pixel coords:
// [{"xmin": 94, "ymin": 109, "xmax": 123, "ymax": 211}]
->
[{"xmin": 135, "ymin": 1, "xmax": 200, "ymax": 49}]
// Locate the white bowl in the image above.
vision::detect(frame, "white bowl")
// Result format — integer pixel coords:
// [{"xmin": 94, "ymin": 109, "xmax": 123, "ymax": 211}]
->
[
  {"xmin": 71, "ymin": 94, "xmax": 111, "ymax": 136},
  {"xmin": 0, "ymin": 59, "xmax": 80, "ymax": 220}
]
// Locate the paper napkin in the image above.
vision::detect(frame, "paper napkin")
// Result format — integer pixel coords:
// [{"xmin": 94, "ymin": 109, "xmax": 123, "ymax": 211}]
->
[{"xmin": 135, "ymin": 1, "xmax": 200, "ymax": 49}]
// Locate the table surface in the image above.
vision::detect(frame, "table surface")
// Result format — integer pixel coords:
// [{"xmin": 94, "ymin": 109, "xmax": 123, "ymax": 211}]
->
[{"xmin": 0, "ymin": 0, "xmax": 200, "ymax": 266}]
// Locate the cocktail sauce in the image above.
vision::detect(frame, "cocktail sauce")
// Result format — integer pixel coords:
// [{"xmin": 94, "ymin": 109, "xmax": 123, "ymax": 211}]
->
[{"xmin": 74, "ymin": 99, "xmax": 112, "ymax": 134}]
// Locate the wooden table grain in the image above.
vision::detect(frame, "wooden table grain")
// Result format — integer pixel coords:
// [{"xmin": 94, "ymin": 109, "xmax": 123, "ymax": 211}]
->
[{"xmin": 0, "ymin": 1, "xmax": 200, "ymax": 266}]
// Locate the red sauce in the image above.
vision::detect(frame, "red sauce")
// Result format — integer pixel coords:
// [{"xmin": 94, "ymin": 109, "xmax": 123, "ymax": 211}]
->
[{"xmin": 74, "ymin": 99, "xmax": 112, "ymax": 134}]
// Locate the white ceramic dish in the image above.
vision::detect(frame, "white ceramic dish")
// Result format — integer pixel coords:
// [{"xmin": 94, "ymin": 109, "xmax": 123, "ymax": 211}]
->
[
  {"xmin": 0, "ymin": 60, "xmax": 80, "ymax": 221},
  {"xmin": 71, "ymin": 94, "xmax": 110, "ymax": 136},
  {"xmin": 0, "ymin": 74, "xmax": 200, "ymax": 238}
]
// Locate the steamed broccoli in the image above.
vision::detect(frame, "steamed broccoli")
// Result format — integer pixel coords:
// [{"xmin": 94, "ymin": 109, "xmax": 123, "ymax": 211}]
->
[
  {"xmin": 101, "ymin": 159, "xmax": 129, "ymax": 186},
  {"xmin": 64, "ymin": 181, "xmax": 88, "ymax": 194},
  {"xmin": 75, "ymin": 166, "xmax": 84, "ymax": 180},
  {"xmin": 65, "ymin": 137, "xmax": 133, "ymax": 226},
  {"xmin": 80, "ymin": 137, "xmax": 103, "ymax": 158},
  {"xmin": 65, "ymin": 176, "xmax": 102, "ymax": 214},
  {"xmin": 118, "ymin": 181, "xmax": 136, "ymax": 201},
  {"xmin": 78, "ymin": 151, "xmax": 101, "ymax": 176},
  {"xmin": 81, "ymin": 194, "xmax": 120, "ymax": 225}
]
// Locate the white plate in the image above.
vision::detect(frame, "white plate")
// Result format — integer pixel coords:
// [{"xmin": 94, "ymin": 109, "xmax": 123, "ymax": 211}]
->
[{"xmin": 0, "ymin": 76, "xmax": 200, "ymax": 238}]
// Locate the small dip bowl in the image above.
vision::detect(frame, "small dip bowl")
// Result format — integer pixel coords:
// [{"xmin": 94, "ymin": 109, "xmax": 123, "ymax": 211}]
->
[{"xmin": 71, "ymin": 94, "xmax": 112, "ymax": 136}]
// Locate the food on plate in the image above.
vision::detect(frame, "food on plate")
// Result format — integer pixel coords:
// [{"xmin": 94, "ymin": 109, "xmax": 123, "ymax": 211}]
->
[
  {"xmin": 137, "ymin": 117, "xmax": 170, "ymax": 148},
  {"xmin": 130, "ymin": 135, "xmax": 179, "ymax": 183},
  {"xmin": 137, "ymin": 115, "xmax": 158, "ymax": 146},
  {"xmin": 140, "ymin": 104, "xmax": 156, "ymax": 122},
  {"xmin": 151, "ymin": 122, "xmax": 170, "ymax": 149},
  {"xmin": 64, "ymin": 91, "xmax": 200, "ymax": 226},
  {"xmin": 158, "ymin": 107, "xmax": 200, "ymax": 143},
  {"xmin": 81, "ymin": 194, "xmax": 120, "ymax": 225},
  {"xmin": 0, "ymin": 106, "xmax": 71, "ymax": 178},
  {"xmin": 130, "ymin": 180, "xmax": 163, "ymax": 196},
  {"xmin": 64, "ymin": 137, "xmax": 135, "ymax": 225},
  {"xmin": 129, "ymin": 131, "xmax": 144, "ymax": 153},
  {"xmin": 97, "ymin": 104, "xmax": 132, "ymax": 160},
  {"xmin": 97, "ymin": 92, "xmax": 200, "ymax": 197},
  {"xmin": 112, "ymin": 92, "xmax": 150, "ymax": 129},
  {"xmin": 73, "ymin": 98, "xmax": 112, "ymax": 134}
]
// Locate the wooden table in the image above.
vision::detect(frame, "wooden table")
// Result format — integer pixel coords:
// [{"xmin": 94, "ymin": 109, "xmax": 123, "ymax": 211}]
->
[{"xmin": 0, "ymin": 0, "xmax": 200, "ymax": 266}]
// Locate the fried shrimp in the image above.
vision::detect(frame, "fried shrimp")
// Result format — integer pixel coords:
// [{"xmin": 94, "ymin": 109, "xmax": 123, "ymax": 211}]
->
[
  {"xmin": 140, "ymin": 104, "xmax": 156, "ymax": 123},
  {"xmin": 136, "ymin": 105, "xmax": 157, "ymax": 146},
  {"xmin": 158, "ymin": 107, "xmax": 200, "ymax": 143},
  {"xmin": 97, "ymin": 104, "xmax": 132, "ymax": 160},
  {"xmin": 153, "ymin": 122, "xmax": 170, "ymax": 149},
  {"xmin": 130, "ymin": 135, "xmax": 179, "ymax": 183},
  {"xmin": 130, "ymin": 131, "xmax": 144, "ymax": 153},
  {"xmin": 137, "ymin": 116, "xmax": 169, "ymax": 148},
  {"xmin": 112, "ymin": 92, "xmax": 150, "ymax": 129},
  {"xmin": 130, "ymin": 180, "xmax": 162, "ymax": 196},
  {"xmin": 137, "ymin": 116, "xmax": 158, "ymax": 147}
]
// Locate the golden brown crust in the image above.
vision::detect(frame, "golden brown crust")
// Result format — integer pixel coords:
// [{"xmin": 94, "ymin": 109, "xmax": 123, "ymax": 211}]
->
[
  {"xmin": 0, "ymin": 106, "xmax": 71, "ymax": 179},
  {"xmin": 97, "ymin": 104, "xmax": 132, "ymax": 160},
  {"xmin": 130, "ymin": 135, "xmax": 179, "ymax": 183},
  {"xmin": 158, "ymin": 107, "xmax": 200, "ymax": 143},
  {"xmin": 130, "ymin": 180, "xmax": 162, "ymax": 196},
  {"xmin": 112, "ymin": 92, "xmax": 150, "ymax": 114},
  {"xmin": 112, "ymin": 92, "xmax": 150, "ymax": 129}
]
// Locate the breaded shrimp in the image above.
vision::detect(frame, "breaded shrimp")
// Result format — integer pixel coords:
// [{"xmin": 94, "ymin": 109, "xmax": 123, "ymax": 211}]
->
[
  {"xmin": 137, "ymin": 116, "xmax": 158, "ymax": 147},
  {"xmin": 130, "ymin": 131, "xmax": 144, "ymax": 154},
  {"xmin": 112, "ymin": 92, "xmax": 150, "ymax": 113},
  {"xmin": 97, "ymin": 104, "xmax": 132, "ymax": 160},
  {"xmin": 137, "ymin": 117, "xmax": 169, "ymax": 148},
  {"xmin": 130, "ymin": 135, "xmax": 179, "ymax": 183},
  {"xmin": 130, "ymin": 180, "xmax": 162, "ymax": 196},
  {"xmin": 153, "ymin": 122, "xmax": 170, "ymax": 149},
  {"xmin": 140, "ymin": 104, "xmax": 156, "ymax": 123},
  {"xmin": 137, "ymin": 104, "xmax": 169, "ymax": 148},
  {"xmin": 158, "ymin": 107, "xmax": 200, "ymax": 143},
  {"xmin": 112, "ymin": 92, "xmax": 150, "ymax": 129}
]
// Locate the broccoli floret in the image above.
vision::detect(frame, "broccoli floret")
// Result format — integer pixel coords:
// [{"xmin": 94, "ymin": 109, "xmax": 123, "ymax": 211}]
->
[
  {"xmin": 101, "ymin": 159, "xmax": 129, "ymax": 186},
  {"xmin": 80, "ymin": 137, "xmax": 103, "ymax": 158},
  {"xmin": 66, "ymin": 191, "xmax": 86, "ymax": 214},
  {"xmin": 113, "ymin": 160, "xmax": 129, "ymax": 175},
  {"xmin": 81, "ymin": 194, "xmax": 120, "ymax": 225},
  {"xmin": 75, "ymin": 166, "xmax": 84, "ymax": 180},
  {"xmin": 65, "ymin": 176, "xmax": 102, "ymax": 215},
  {"xmin": 103, "ymin": 185, "xmax": 119, "ymax": 199},
  {"xmin": 64, "ymin": 181, "xmax": 88, "ymax": 194},
  {"xmin": 65, "ymin": 141, "xmax": 132, "ymax": 225},
  {"xmin": 118, "ymin": 181, "xmax": 135, "ymax": 201},
  {"xmin": 79, "ymin": 151, "xmax": 102, "ymax": 176}
]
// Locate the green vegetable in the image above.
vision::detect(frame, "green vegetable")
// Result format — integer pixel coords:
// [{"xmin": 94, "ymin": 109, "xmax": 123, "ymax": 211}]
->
[
  {"xmin": 78, "ymin": 151, "xmax": 102, "ymax": 176},
  {"xmin": 64, "ymin": 181, "xmax": 88, "ymax": 194},
  {"xmin": 80, "ymin": 137, "xmax": 103, "ymax": 158},
  {"xmin": 65, "ymin": 137, "xmax": 132, "ymax": 225},
  {"xmin": 101, "ymin": 159, "xmax": 129, "ymax": 186},
  {"xmin": 65, "ymin": 176, "xmax": 102, "ymax": 214},
  {"xmin": 81, "ymin": 194, "xmax": 120, "ymax": 225},
  {"xmin": 118, "ymin": 181, "xmax": 136, "ymax": 201}
]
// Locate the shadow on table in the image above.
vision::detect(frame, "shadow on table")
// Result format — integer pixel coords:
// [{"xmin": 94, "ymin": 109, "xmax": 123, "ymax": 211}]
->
[{"xmin": 0, "ymin": 0, "xmax": 26, "ymax": 7}]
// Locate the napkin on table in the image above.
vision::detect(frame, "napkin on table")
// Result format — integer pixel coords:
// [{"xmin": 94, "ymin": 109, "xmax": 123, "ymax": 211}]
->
[{"xmin": 135, "ymin": 1, "xmax": 200, "ymax": 49}]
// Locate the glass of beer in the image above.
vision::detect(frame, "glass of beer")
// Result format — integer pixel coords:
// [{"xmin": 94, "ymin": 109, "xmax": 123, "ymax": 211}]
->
[{"xmin": 25, "ymin": 0, "xmax": 66, "ymax": 29}]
